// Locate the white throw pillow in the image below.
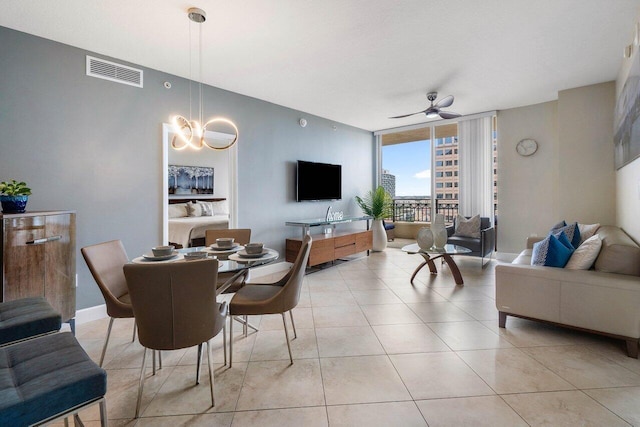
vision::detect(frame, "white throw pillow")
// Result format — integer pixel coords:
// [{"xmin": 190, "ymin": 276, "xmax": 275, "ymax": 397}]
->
[
  {"xmin": 188, "ymin": 202, "xmax": 203, "ymax": 217},
  {"xmin": 210, "ymin": 200, "xmax": 229, "ymax": 216},
  {"xmin": 454, "ymin": 214, "xmax": 481, "ymax": 238},
  {"xmin": 168, "ymin": 203, "xmax": 189, "ymax": 218},
  {"xmin": 565, "ymin": 234, "xmax": 602, "ymax": 270},
  {"xmin": 578, "ymin": 223, "xmax": 600, "ymax": 244}
]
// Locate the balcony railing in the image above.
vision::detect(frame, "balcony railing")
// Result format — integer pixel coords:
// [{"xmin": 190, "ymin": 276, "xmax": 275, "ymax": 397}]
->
[{"xmin": 390, "ymin": 198, "xmax": 459, "ymax": 224}]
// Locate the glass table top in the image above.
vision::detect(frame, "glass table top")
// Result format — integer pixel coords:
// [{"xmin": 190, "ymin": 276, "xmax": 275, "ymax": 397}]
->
[{"xmin": 401, "ymin": 243, "xmax": 472, "ymax": 255}]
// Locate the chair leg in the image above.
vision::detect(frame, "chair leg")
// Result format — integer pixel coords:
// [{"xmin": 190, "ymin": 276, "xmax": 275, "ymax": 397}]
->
[
  {"xmin": 223, "ymin": 323, "xmax": 227, "ymax": 366},
  {"xmin": 152, "ymin": 350, "xmax": 156, "ymax": 376},
  {"xmin": 289, "ymin": 310, "xmax": 297, "ymax": 339},
  {"xmin": 196, "ymin": 343, "xmax": 203, "ymax": 385},
  {"xmin": 99, "ymin": 317, "xmax": 115, "ymax": 367},
  {"xmin": 99, "ymin": 398, "xmax": 108, "ymax": 427},
  {"xmin": 244, "ymin": 315, "xmax": 248, "ymax": 337},
  {"xmin": 206, "ymin": 340, "xmax": 215, "ymax": 407},
  {"xmin": 282, "ymin": 313, "xmax": 293, "ymax": 365},
  {"xmin": 135, "ymin": 348, "xmax": 148, "ymax": 419},
  {"xmin": 159, "ymin": 350, "xmax": 162, "ymax": 369},
  {"xmin": 229, "ymin": 314, "xmax": 233, "ymax": 368},
  {"xmin": 132, "ymin": 321, "xmax": 137, "ymax": 342}
]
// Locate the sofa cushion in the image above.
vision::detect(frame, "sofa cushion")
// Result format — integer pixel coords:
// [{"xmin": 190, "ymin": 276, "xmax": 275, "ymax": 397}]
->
[
  {"xmin": 513, "ymin": 249, "xmax": 532, "ymax": 265},
  {"xmin": 552, "ymin": 223, "xmax": 581, "ymax": 249},
  {"xmin": 454, "ymin": 214, "xmax": 480, "ymax": 238},
  {"xmin": 531, "ymin": 234, "xmax": 574, "ymax": 268},
  {"xmin": 565, "ymin": 235, "xmax": 602, "ymax": 270},
  {"xmin": 447, "ymin": 235, "xmax": 482, "ymax": 253},
  {"xmin": 0, "ymin": 297, "xmax": 61, "ymax": 345},
  {"xmin": 578, "ymin": 223, "xmax": 600, "ymax": 243},
  {"xmin": 594, "ymin": 226, "xmax": 640, "ymax": 276}
]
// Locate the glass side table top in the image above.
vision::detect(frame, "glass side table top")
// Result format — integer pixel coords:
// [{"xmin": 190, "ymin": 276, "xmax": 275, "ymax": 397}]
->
[{"xmin": 401, "ymin": 243, "xmax": 472, "ymax": 255}]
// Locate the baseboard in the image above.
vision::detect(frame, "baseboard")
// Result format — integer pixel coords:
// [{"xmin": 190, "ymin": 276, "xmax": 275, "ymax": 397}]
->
[
  {"xmin": 75, "ymin": 304, "xmax": 107, "ymax": 325},
  {"xmin": 73, "ymin": 261, "xmax": 294, "ymax": 325}
]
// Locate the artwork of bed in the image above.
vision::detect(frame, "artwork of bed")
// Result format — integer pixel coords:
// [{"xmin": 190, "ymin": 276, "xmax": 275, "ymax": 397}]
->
[
  {"xmin": 168, "ymin": 165, "xmax": 214, "ymax": 195},
  {"xmin": 168, "ymin": 199, "xmax": 229, "ymax": 248}
]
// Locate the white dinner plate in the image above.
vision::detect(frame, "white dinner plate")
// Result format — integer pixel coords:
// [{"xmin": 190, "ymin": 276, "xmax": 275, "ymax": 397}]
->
[
  {"xmin": 209, "ymin": 243, "xmax": 242, "ymax": 250},
  {"xmin": 237, "ymin": 249, "xmax": 269, "ymax": 258},
  {"xmin": 142, "ymin": 251, "xmax": 179, "ymax": 261}
]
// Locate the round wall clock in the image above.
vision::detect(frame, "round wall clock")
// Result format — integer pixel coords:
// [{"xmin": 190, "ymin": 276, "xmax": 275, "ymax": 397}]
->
[{"xmin": 516, "ymin": 138, "xmax": 538, "ymax": 156}]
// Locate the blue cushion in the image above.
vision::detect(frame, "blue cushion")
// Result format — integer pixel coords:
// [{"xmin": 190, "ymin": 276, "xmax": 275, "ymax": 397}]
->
[
  {"xmin": 550, "ymin": 220, "xmax": 567, "ymax": 231},
  {"xmin": 553, "ymin": 231, "xmax": 574, "ymax": 251},
  {"xmin": 0, "ymin": 332, "xmax": 107, "ymax": 426},
  {"xmin": 531, "ymin": 234, "xmax": 575, "ymax": 268},
  {"xmin": 552, "ymin": 222, "xmax": 581, "ymax": 249},
  {"xmin": 0, "ymin": 297, "xmax": 61, "ymax": 345}
]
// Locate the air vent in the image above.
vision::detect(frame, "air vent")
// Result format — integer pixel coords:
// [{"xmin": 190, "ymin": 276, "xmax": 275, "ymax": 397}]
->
[{"xmin": 86, "ymin": 56, "xmax": 143, "ymax": 88}]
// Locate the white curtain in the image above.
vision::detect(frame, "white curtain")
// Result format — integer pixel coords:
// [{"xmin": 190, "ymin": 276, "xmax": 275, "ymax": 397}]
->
[{"xmin": 458, "ymin": 116, "xmax": 493, "ymax": 220}]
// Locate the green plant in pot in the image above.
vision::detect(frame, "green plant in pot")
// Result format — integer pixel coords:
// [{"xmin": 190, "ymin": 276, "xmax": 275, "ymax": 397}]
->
[
  {"xmin": 0, "ymin": 180, "xmax": 32, "ymax": 213},
  {"xmin": 355, "ymin": 186, "xmax": 393, "ymax": 251}
]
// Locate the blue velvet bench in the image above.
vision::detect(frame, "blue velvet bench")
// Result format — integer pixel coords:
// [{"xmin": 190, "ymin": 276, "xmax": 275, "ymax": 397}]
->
[
  {"xmin": 0, "ymin": 297, "xmax": 62, "ymax": 346},
  {"xmin": 0, "ymin": 332, "xmax": 108, "ymax": 426}
]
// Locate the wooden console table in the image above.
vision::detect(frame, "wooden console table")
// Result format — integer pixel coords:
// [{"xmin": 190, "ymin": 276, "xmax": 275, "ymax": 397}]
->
[{"xmin": 285, "ymin": 216, "xmax": 373, "ymax": 267}]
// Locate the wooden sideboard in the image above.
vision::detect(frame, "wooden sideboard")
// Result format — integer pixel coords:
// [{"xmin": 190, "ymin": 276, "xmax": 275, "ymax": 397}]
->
[
  {"xmin": 286, "ymin": 230, "xmax": 372, "ymax": 267},
  {"xmin": 0, "ymin": 211, "xmax": 76, "ymax": 326}
]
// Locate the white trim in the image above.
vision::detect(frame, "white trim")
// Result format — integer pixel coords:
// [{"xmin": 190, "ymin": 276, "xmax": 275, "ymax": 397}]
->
[
  {"xmin": 373, "ymin": 110, "xmax": 497, "ymax": 136},
  {"xmin": 75, "ymin": 304, "xmax": 108, "ymax": 325},
  {"xmin": 162, "ymin": 122, "xmax": 239, "ymax": 243}
]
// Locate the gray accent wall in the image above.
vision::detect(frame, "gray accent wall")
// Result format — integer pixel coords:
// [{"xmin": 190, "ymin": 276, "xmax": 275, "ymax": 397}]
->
[{"xmin": 0, "ymin": 26, "xmax": 374, "ymax": 309}]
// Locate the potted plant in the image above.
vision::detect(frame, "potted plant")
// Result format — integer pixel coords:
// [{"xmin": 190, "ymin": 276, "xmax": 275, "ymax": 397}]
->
[
  {"xmin": 355, "ymin": 186, "xmax": 393, "ymax": 251},
  {"xmin": 0, "ymin": 180, "xmax": 32, "ymax": 213}
]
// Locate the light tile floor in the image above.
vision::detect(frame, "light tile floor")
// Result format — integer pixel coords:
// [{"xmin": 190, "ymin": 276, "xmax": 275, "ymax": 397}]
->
[{"xmin": 66, "ymin": 242, "xmax": 640, "ymax": 426}]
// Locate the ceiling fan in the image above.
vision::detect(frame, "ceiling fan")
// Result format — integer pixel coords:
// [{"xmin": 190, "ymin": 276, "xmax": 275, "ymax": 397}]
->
[{"xmin": 390, "ymin": 92, "xmax": 461, "ymax": 120}]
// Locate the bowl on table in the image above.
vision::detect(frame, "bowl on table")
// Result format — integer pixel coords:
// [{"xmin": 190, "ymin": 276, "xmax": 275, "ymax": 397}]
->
[
  {"xmin": 244, "ymin": 243, "xmax": 264, "ymax": 255},
  {"xmin": 216, "ymin": 238, "xmax": 235, "ymax": 248},
  {"xmin": 152, "ymin": 245, "xmax": 175, "ymax": 257},
  {"xmin": 184, "ymin": 251, "xmax": 208, "ymax": 260}
]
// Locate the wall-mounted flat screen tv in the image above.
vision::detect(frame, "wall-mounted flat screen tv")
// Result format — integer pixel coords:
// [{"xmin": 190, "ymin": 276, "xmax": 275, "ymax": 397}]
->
[{"xmin": 296, "ymin": 160, "xmax": 342, "ymax": 201}]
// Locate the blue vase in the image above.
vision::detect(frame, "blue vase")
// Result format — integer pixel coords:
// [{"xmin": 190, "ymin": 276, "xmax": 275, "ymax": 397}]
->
[{"xmin": 0, "ymin": 195, "xmax": 29, "ymax": 213}]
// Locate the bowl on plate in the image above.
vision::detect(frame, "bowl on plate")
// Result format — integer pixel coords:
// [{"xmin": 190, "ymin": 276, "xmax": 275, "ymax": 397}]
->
[
  {"xmin": 152, "ymin": 245, "xmax": 175, "ymax": 257},
  {"xmin": 184, "ymin": 251, "xmax": 207, "ymax": 260},
  {"xmin": 244, "ymin": 242, "xmax": 264, "ymax": 255},
  {"xmin": 216, "ymin": 237, "xmax": 235, "ymax": 248}
]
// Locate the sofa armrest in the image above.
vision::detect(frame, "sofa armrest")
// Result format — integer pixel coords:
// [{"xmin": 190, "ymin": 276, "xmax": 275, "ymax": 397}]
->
[
  {"xmin": 480, "ymin": 226, "xmax": 495, "ymax": 256},
  {"xmin": 446, "ymin": 225, "xmax": 455, "ymax": 237}
]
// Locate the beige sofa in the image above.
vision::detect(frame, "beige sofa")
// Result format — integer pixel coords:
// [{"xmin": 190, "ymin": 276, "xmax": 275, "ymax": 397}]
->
[{"xmin": 496, "ymin": 226, "xmax": 640, "ymax": 357}]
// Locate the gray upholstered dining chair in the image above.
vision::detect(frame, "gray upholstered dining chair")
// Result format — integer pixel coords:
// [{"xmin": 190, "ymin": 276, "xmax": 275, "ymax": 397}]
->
[
  {"xmin": 81, "ymin": 240, "xmax": 136, "ymax": 367},
  {"xmin": 229, "ymin": 234, "xmax": 311, "ymax": 366},
  {"xmin": 123, "ymin": 258, "xmax": 227, "ymax": 418},
  {"xmin": 205, "ymin": 228, "xmax": 252, "ymax": 294}
]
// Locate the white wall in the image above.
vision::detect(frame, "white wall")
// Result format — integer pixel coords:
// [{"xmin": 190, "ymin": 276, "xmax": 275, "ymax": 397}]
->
[
  {"xmin": 497, "ymin": 101, "xmax": 559, "ymax": 254},
  {"xmin": 497, "ymin": 82, "xmax": 616, "ymax": 254}
]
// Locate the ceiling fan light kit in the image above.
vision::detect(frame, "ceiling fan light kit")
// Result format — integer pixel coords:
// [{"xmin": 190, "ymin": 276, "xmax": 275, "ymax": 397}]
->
[{"xmin": 390, "ymin": 91, "xmax": 461, "ymax": 120}]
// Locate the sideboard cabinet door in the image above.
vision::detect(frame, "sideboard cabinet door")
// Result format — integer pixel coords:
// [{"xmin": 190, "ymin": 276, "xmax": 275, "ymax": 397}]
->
[{"xmin": 1, "ymin": 211, "xmax": 76, "ymax": 322}]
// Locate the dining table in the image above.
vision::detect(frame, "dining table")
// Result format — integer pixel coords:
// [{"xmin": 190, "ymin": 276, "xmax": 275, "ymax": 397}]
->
[{"xmin": 131, "ymin": 245, "xmax": 280, "ymax": 295}]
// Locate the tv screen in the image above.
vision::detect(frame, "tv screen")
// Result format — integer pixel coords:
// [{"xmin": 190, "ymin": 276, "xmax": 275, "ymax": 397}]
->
[{"xmin": 296, "ymin": 160, "xmax": 342, "ymax": 201}]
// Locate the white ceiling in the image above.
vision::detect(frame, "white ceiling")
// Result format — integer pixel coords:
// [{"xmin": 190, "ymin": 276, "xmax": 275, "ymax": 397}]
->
[{"xmin": 1, "ymin": 0, "xmax": 639, "ymax": 131}]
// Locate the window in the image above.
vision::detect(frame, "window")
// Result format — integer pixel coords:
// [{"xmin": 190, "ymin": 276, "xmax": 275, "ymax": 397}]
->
[
  {"xmin": 445, "ymin": 171, "xmax": 453, "ymax": 177},
  {"xmin": 436, "ymin": 183, "xmax": 444, "ymax": 188},
  {"xmin": 436, "ymin": 161, "xmax": 443, "ymax": 167},
  {"xmin": 436, "ymin": 149, "xmax": 443, "ymax": 156},
  {"xmin": 436, "ymin": 172, "xmax": 443, "ymax": 177},
  {"xmin": 445, "ymin": 160, "xmax": 453, "ymax": 166},
  {"xmin": 445, "ymin": 182, "xmax": 453, "ymax": 188}
]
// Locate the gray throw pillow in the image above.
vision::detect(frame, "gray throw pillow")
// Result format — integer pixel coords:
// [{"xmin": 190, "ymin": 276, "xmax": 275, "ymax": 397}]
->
[{"xmin": 454, "ymin": 214, "xmax": 481, "ymax": 238}]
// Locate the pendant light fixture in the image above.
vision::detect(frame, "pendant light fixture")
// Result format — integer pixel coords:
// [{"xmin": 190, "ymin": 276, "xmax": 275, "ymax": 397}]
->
[{"xmin": 171, "ymin": 7, "xmax": 238, "ymax": 151}]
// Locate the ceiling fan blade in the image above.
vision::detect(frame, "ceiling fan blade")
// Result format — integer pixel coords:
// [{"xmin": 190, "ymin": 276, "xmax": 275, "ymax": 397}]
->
[
  {"xmin": 438, "ymin": 111, "xmax": 461, "ymax": 119},
  {"xmin": 434, "ymin": 95, "xmax": 454, "ymax": 109},
  {"xmin": 389, "ymin": 110, "xmax": 426, "ymax": 119}
]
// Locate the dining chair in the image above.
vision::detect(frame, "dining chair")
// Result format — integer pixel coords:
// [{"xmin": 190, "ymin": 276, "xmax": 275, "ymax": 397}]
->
[
  {"xmin": 81, "ymin": 240, "xmax": 136, "ymax": 367},
  {"xmin": 229, "ymin": 234, "xmax": 311, "ymax": 366},
  {"xmin": 123, "ymin": 258, "xmax": 227, "ymax": 418},
  {"xmin": 205, "ymin": 228, "xmax": 253, "ymax": 294}
]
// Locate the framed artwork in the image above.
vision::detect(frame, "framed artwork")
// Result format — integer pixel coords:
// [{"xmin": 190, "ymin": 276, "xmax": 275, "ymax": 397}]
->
[
  {"xmin": 614, "ymin": 48, "xmax": 640, "ymax": 169},
  {"xmin": 168, "ymin": 165, "xmax": 214, "ymax": 195}
]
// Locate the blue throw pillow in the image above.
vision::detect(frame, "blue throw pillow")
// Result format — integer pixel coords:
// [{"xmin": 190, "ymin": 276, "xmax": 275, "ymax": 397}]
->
[
  {"xmin": 550, "ymin": 220, "xmax": 567, "ymax": 231},
  {"xmin": 553, "ymin": 231, "xmax": 574, "ymax": 250},
  {"xmin": 531, "ymin": 234, "xmax": 575, "ymax": 268},
  {"xmin": 552, "ymin": 222, "xmax": 581, "ymax": 249}
]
